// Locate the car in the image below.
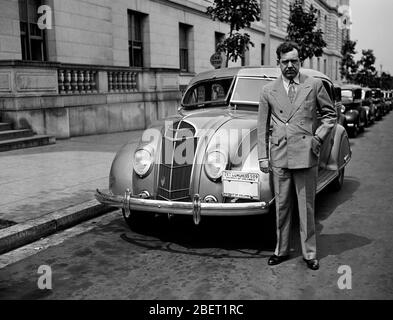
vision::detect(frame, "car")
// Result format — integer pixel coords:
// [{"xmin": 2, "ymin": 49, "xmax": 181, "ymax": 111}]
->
[
  {"xmin": 333, "ymin": 84, "xmax": 347, "ymax": 127},
  {"xmin": 95, "ymin": 67, "xmax": 352, "ymax": 228},
  {"xmin": 383, "ymin": 90, "xmax": 393, "ymax": 111},
  {"xmin": 371, "ymin": 88, "xmax": 386, "ymax": 119},
  {"xmin": 361, "ymin": 87, "xmax": 376, "ymax": 126},
  {"xmin": 341, "ymin": 84, "xmax": 368, "ymax": 138}
]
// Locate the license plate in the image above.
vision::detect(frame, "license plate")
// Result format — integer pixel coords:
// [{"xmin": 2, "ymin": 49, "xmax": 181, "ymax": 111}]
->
[{"xmin": 222, "ymin": 171, "xmax": 260, "ymax": 200}]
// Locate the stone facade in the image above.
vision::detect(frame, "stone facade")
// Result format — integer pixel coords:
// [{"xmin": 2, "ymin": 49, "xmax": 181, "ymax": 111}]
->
[{"xmin": 0, "ymin": 0, "xmax": 349, "ymax": 138}]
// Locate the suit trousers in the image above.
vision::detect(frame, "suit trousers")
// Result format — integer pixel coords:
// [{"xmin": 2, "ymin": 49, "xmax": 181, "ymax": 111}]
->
[{"xmin": 271, "ymin": 166, "xmax": 318, "ymax": 260}]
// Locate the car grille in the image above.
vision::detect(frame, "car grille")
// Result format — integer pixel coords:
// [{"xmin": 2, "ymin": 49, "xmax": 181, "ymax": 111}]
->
[{"xmin": 157, "ymin": 121, "xmax": 197, "ymax": 202}]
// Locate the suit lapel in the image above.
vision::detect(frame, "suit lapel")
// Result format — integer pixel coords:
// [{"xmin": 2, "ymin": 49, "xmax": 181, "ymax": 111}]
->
[{"xmin": 270, "ymin": 76, "xmax": 291, "ymax": 120}]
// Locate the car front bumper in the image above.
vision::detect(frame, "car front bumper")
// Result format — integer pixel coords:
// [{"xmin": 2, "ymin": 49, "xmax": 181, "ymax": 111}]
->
[{"xmin": 95, "ymin": 189, "xmax": 272, "ymax": 225}]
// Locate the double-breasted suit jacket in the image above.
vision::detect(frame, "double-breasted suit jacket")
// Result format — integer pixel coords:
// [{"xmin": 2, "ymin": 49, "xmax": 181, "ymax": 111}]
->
[{"xmin": 257, "ymin": 73, "xmax": 337, "ymax": 169}]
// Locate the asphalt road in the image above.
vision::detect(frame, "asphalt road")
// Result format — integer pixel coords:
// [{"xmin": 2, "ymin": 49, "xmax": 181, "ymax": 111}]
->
[{"xmin": 1, "ymin": 114, "xmax": 393, "ymax": 300}]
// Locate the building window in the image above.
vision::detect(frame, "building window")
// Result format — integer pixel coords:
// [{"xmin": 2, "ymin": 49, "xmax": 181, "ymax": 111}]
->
[
  {"xmin": 18, "ymin": 0, "xmax": 47, "ymax": 61},
  {"xmin": 336, "ymin": 61, "xmax": 339, "ymax": 80},
  {"xmin": 215, "ymin": 32, "xmax": 225, "ymax": 52},
  {"xmin": 317, "ymin": 57, "xmax": 321, "ymax": 71},
  {"xmin": 324, "ymin": 15, "xmax": 328, "ymax": 35},
  {"xmin": 324, "ymin": 59, "xmax": 327, "ymax": 74},
  {"xmin": 179, "ymin": 23, "xmax": 192, "ymax": 72},
  {"xmin": 261, "ymin": 43, "xmax": 266, "ymax": 65},
  {"xmin": 128, "ymin": 10, "xmax": 145, "ymax": 67}
]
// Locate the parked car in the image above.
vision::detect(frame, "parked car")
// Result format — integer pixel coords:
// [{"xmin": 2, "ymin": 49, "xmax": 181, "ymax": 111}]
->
[
  {"xmin": 341, "ymin": 84, "xmax": 367, "ymax": 138},
  {"xmin": 361, "ymin": 87, "xmax": 376, "ymax": 125},
  {"xmin": 371, "ymin": 88, "xmax": 386, "ymax": 119},
  {"xmin": 333, "ymin": 84, "xmax": 347, "ymax": 127},
  {"xmin": 383, "ymin": 90, "xmax": 393, "ymax": 111},
  {"xmin": 95, "ymin": 67, "xmax": 352, "ymax": 229}
]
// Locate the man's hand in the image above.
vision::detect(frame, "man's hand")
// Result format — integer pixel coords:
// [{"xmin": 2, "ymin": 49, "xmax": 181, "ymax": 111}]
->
[
  {"xmin": 259, "ymin": 159, "xmax": 270, "ymax": 173},
  {"xmin": 312, "ymin": 136, "xmax": 322, "ymax": 156}
]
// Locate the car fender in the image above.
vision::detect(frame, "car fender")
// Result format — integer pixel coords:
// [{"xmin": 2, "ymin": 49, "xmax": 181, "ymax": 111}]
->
[
  {"xmin": 109, "ymin": 143, "xmax": 135, "ymax": 195},
  {"xmin": 326, "ymin": 124, "xmax": 352, "ymax": 171}
]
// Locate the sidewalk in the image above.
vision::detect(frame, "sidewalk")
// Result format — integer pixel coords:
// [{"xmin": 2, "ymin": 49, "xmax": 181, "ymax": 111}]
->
[{"xmin": 0, "ymin": 130, "xmax": 143, "ymax": 252}]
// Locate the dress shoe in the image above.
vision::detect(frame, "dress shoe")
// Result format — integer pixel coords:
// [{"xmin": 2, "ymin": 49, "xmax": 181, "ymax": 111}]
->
[
  {"xmin": 303, "ymin": 258, "xmax": 320, "ymax": 270},
  {"xmin": 268, "ymin": 254, "xmax": 289, "ymax": 266}
]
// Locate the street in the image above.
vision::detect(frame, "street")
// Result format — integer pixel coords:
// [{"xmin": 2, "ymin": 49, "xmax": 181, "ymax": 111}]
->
[{"xmin": 1, "ymin": 114, "xmax": 393, "ymax": 300}]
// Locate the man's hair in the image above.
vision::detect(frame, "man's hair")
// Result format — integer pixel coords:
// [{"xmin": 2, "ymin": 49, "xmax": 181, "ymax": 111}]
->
[{"xmin": 276, "ymin": 41, "xmax": 300, "ymax": 60}]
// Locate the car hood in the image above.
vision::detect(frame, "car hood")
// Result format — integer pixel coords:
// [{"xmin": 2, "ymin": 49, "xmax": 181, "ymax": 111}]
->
[{"xmin": 164, "ymin": 107, "xmax": 258, "ymax": 137}]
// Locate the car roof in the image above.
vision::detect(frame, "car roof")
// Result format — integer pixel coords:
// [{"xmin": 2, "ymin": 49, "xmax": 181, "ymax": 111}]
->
[
  {"xmin": 341, "ymin": 83, "xmax": 362, "ymax": 90},
  {"xmin": 188, "ymin": 66, "xmax": 331, "ymax": 86}
]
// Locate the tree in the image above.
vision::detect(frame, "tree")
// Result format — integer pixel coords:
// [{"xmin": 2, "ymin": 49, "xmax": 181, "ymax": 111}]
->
[
  {"xmin": 340, "ymin": 39, "xmax": 358, "ymax": 82},
  {"xmin": 286, "ymin": 1, "xmax": 327, "ymax": 63},
  {"xmin": 375, "ymin": 72, "xmax": 393, "ymax": 90},
  {"xmin": 206, "ymin": 0, "xmax": 260, "ymax": 67},
  {"xmin": 354, "ymin": 49, "xmax": 378, "ymax": 87}
]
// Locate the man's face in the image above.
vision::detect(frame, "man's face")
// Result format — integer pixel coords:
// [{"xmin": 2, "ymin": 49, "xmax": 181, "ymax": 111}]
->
[{"xmin": 278, "ymin": 49, "xmax": 300, "ymax": 80}]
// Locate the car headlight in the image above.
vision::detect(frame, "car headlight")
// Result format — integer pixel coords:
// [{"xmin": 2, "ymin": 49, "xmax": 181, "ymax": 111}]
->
[
  {"xmin": 340, "ymin": 105, "xmax": 346, "ymax": 114},
  {"xmin": 133, "ymin": 148, "xmax": 153, "ymax": 177},
  {"xmin": 204, "ymin": 150, "xmax": 228, "ymax": 181}
]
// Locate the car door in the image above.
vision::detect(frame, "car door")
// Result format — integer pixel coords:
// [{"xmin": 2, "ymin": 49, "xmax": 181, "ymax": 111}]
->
[{"xmin": 318, "ymin": 79, "xmax": 337, "ymax": 169}]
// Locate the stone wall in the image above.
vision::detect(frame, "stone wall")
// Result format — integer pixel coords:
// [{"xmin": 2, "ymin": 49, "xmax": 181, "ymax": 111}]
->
[
  {"xmin": 0, "ymin": 0, "xmax": 22, "ymax": 60},
  {"xmin": 0, "ymin": 62, "xmax": 181, "ymax": 138}
]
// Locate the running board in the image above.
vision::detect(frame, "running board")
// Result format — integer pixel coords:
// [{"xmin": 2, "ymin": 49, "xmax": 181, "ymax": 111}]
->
[{"xmin": 316, "ymin": 169, "xmax": 338, "ymax": 194}]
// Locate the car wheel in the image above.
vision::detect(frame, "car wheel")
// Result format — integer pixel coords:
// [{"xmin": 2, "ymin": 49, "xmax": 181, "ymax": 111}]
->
[
  {"xmin": 330, "ymin": 168, "xmax": 345, "ymax": 192},
  {"xmin": 349, "ymin": 124, "xmax": 358, "ymax": 138}
]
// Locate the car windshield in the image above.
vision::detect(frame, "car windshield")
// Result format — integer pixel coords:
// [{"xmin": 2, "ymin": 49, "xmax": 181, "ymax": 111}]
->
[
  {"xmin": 342, "ymin": 90, "xmax": 353, "ymax": 99},
  {"xmin": 231, "ymin": 77, "xmax": 273, "ymax": 105},
  {"xmin": 182, "ymin": 77, "xmax": 234, "ymax": 108}
]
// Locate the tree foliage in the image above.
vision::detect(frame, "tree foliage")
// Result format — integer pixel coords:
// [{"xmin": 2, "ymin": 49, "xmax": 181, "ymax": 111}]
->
[
  {"xmin": 353, "ymin": 49, "xmax": 378, "ymax": 87},
  {"xmin": 340, "ymin": 39, "xmax": 358, "ymax": 82},
  {"xmin": 206, "ymin": 0, "xmax": 260, "ymax": 67},
  {"xmin": 286, "ymin": 1, "xmax": 327, "ymax": 63}
]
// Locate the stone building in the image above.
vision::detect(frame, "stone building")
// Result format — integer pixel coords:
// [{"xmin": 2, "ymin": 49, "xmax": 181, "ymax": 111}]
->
[{"xmin": 0, "ymin": 0, "xmax": 350, "ymax": 138}]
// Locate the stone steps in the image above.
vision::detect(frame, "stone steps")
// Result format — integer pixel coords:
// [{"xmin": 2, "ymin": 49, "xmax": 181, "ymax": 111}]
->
[
  {"xmin": 0, "ymin": 122, "xmax": 56, "ymax": 152},
  {"xmin": 0, "ymin": 123, "xmax": 12, "ymax": 131},
  {"xmin": 0, "ymin": 129, "xmax": 35, "ymax": 141}
]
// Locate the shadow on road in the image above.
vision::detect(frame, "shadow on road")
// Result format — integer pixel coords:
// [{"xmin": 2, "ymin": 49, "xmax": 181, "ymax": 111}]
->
[
  {"xmin": 289, "ymin": 176, "xmax": 371, "ymax": 259},
  {"xmin": 117, "ymin": 175, "xmax": 368, "ymax": 261},
  {"xmin": 119, "ymin": 212, "xmax": 277, "ymax": 259}
]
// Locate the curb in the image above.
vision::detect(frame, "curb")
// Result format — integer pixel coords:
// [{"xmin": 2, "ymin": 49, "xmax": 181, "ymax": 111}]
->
[{"xmin": 0, "ymin": 200, "xmax": 116, "ymax": 255}]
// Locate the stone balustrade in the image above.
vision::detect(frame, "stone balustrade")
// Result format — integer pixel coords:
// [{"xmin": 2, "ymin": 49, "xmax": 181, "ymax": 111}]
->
[
  {"xmin": 58, "ymin": 67, "xmax": 138, "ymax": 94},
  {"xmin": 58, "ymin": 69, "xmax": 98, "ymax": 94},
  {"xmin": 107, "ymin": 71, "xmax": 138, "ymax": 93}
]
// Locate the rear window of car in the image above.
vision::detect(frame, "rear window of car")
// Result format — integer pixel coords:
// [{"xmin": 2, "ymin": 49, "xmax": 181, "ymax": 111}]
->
[
  {"xmin": 342, "ymin": 90, "xmax": 353, "ymax": 98},
  {"xmin": 182, "ymin": 77, "xmax": 234, "ymax": 107}
]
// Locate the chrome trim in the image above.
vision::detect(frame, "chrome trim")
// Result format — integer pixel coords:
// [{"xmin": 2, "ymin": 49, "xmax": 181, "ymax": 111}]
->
[
  {"xmin": 95, "ymin": 189, "xmax": 271, "ymax": 216},
  {"xmin": 124, "ymin": 188, "xmax": 131, "ymax": 218},
  {"xmin": 193, "ymin": 194, "xmax": 201, "ymax": 225}
]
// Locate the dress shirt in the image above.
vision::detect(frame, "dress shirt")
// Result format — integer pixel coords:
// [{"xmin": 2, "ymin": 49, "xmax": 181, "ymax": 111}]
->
[{"xmin": 282, "ymin": 73, "xmax": 300, "ymax": 95}]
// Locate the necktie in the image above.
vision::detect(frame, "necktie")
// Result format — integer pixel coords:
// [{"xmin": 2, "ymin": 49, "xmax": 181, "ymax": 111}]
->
[{"xmin": 288, "ymin": 80, "xmax": 296, "ymax": 104}]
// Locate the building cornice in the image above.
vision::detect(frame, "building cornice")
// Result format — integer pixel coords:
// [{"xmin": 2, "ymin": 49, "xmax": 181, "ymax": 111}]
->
[{"xmin": 314, "ymin": 0, "xmax": 340, "ymax": 14}]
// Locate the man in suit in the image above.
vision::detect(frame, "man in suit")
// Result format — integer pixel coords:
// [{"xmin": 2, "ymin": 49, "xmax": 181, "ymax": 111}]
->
[{"xmin": 257, "ymin": 42, "xmax": 337, "ymax": 270}]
